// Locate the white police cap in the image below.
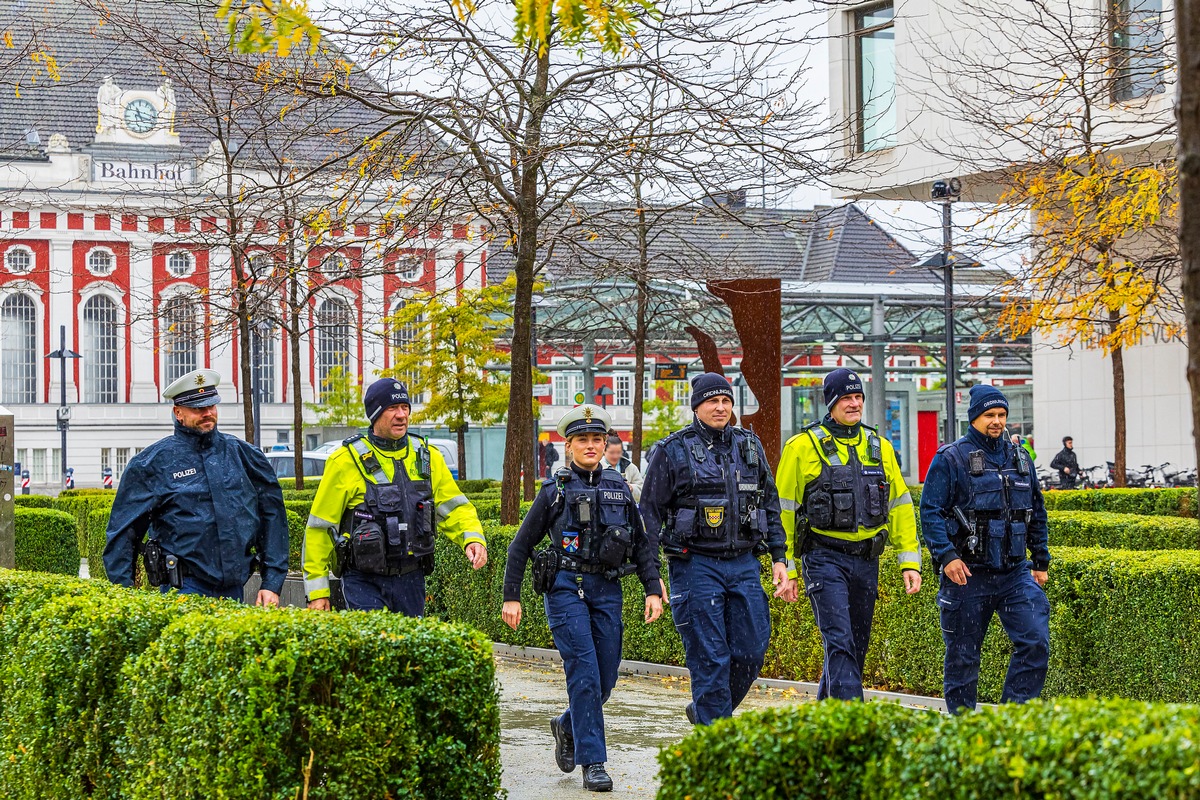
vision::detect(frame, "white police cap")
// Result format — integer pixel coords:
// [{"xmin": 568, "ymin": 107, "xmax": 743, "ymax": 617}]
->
[
  {"xmin": 558, "ymin": 403, "xmax": 612, "ymax": 438},
  {"xmin": 163, "ymin": 368, "xmax": 222, "ymax": 408}
]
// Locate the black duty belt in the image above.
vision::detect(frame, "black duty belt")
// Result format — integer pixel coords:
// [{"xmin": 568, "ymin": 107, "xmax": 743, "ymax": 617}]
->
[
  {"xmin": 559, "ymin": 555, "xmax": 608, "ymax": 575},
  {"xmin": 807, "ymin": 531, "xmax": 886, "ymax": 560}
]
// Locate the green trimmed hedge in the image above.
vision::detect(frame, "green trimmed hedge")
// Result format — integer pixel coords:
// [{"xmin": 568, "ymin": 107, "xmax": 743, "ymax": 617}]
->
[
  {"xmin": 87, "ymin": 508, "xmax": 109, "ymax": 582},
  {"xmin": 1048, "ymin": 510, "xmax": 1200, "ymax": 549},
  {"xmin": 276, "ymin": 477, "xmax": 321, "ymax": 490},
  {"xmin": 13, "ymin": 495, "xmax": 54, "ymax": 509},
  {"xmin": 1043, "ymin": 487, "xmax": 1199, "ymax": 517},
  {"xmin": 284, "ymin": 499, "xmax": 314, "ymax": 522},
  {"xmin": 286, "ymin": 509, "xmax": 304, "ymax": 572},
  {"xmin": 0, "ymin": 569, "xmax": 501, "ymax": 800},
  {"xmin": 13, "ymin": 509, "xmax": 79, "ymax": 575},
  {"xmin": 281, "ymin": 489, "xmax": 318, "ymax": 501},
  {"xmin": 52, "ymin": 494, "xmax": 115, "ymax": 555},
  {"xmin": 472, "ymin": 499, "xmax": 533, "ymax": 522},
  {"xmin": 57, "ymin": 488, "xmax": 119, "ymax": 498},
  {"xmin": 656, "ymin": 698, "xmax": 1200, "ymax": 800},
  {"xmin": 429, "ymin": 529, "xmax": 1200, "ymax": 703},
  {"xmin": 458, "ymin": 479, "xmax": 501, "ymax": 494}
]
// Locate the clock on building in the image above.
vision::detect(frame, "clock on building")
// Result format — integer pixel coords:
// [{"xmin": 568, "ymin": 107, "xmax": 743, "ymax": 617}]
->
[{"xmin": 123, "ymin": 98, "xmax": 158, "ymax": 134}]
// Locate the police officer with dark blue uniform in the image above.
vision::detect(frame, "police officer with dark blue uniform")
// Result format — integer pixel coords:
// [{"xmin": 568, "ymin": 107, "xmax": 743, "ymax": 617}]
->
[
  {"xmin": 640, "ymin": 372, "xmax": 789, "ymax": 726},
  {"xmin": 503, "ymin": 404, "xmax": 663, "ymax": 792},
  {"xmin": 920, "ymin": 384, "xmax": 1051, "ymax": 714},
  {"xmin": 103, "ymin": 369, "xmax": 289, "ymax": 604}
]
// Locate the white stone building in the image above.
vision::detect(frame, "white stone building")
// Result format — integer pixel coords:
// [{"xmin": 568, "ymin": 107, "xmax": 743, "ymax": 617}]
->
[{"xmin": 823, "ymin": 0, "xmax": 1190, "ymax": 469}]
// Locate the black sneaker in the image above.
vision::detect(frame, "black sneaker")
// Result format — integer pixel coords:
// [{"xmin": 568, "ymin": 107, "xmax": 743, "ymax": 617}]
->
[
  {"xmin": 582, "ymin": 763, "xmax": 613, "ymax": 792},
  {"xmin": 685, "ymin": 702, "xmax": 697, "ymax": 725},
  {"xmin": 550, "ymin": 714, "xmax": 575, "ymax": 773}
]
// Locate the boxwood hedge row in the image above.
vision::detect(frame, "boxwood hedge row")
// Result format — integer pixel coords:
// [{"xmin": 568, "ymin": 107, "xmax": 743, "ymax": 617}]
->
[
  {"xmin": 1042, "ymin": 487, "xmax": 1198, "ymax": 517},
  {"xmin": 656, "ymin": 698, "xmax": 1200, "ymax": 800},
  {"xmin": 429, "ymin": 527, "xmax": 1200, "ymax": 703},
  {"xmin": 52, "ymin": 493, "xmax": 115, "ymax": 555},
  {"xmin": 1048, "ymin": 510, "xmax": 1200, "ymax": 549},
  {"xmin": 0, "ymin": 569, "xmax": 501, "ymax": 800},
  {"xmin": 12, "ymin": 495, "xmax": 54, "ymax": 509},
  {"xmin": 13, "ymin": 509, "xmax": 78, "ymax": 575}
]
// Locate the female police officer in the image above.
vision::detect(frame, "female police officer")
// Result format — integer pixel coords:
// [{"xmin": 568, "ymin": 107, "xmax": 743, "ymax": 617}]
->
[{"xmin": 502, "ymin": 404, "xmax": 663, "ymax": 793}]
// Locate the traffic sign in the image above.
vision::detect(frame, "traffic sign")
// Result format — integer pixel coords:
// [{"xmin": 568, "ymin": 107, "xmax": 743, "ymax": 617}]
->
[{"xmin": 573, "ymin": 391, "xmax": 585, "ymax": 404}]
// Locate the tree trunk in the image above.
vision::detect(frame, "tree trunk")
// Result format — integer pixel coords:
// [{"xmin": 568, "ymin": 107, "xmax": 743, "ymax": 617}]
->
[
  {"xmin": 457, "ymin": 425, "xmax": 467, "ymax": 480},
  {"xmin": 1111, "ymin": 338, "xmax": 1127, "ymax": 488},
  {"xmin": 1179, "ymin": 0, "xmax": 1200, "ymax": 477},
  {"xmin": 289, "ymin": 269, "xmax": 306, "ymax": 490},
  {"xmin": 500, "ymin": 47, "xmax": 551, "ymax": 525},
  {"xmin": 631, "ymin": 174, "xmax": 649, "ymax": 468}
]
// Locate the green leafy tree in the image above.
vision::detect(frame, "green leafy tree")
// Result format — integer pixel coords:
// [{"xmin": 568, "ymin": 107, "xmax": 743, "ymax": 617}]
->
[
  {"xmin": 305, "ymin": 365, "xmax": 368, "ymax": 428},
  {"xmin": 641, "ymin": 381, "xmax": 687, "ymax": 451},
  {"xmin": 384, "ymin": 280, "xmax": 513, "ymax": 477}
]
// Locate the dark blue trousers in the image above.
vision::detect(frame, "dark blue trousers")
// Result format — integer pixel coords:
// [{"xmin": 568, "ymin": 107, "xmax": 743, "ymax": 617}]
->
[
  {"xmin": 341, "ymin": 568, "xmax": 426, "ymax": 617},
  {"xmin": 937, "ymin": 567, "xmax": 1050, "ymax": 714},
  {"xmin": 545, "ymin": 570, "xmax": 624, "ymax": 767},
  {"xmin": 668, "ymin": 552, "xmax": 771, "ymax": 725},
  {"xmin": 800, "ymin": 546, "xmax": 879, "ymax": 701},
  {"xmin": 160, "ymin": 577, "xmax": 243, "ymax": 601}
]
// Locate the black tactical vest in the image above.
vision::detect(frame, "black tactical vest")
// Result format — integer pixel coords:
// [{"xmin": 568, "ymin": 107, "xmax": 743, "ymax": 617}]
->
[
  {"xmin": 340, "ymin": 436, "xmax": 436, "ymax": 575},
  {"xmin": 940, "ymin": 437, "xmax": 1034, "ymax": 570},
  {"xmin": 547, "ymin": 467, "xmax": 634, "ymax": 570},
  {"xmin": 801, "ymin": 425, "xmax": 890, "ymax": 533},
  {"xmin": 662, "ymin": 426, "xmax": 769, "ymax": 556}
]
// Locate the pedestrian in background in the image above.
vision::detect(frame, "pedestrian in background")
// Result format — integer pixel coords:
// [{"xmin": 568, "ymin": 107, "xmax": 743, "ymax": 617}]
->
[
  {"xmin": 601, "ymin": 432, "xmax": 643, "ymax": 502},
  {"xmin": 1051, "ymin": 436, "xmax": 1078, "ymax": 489}
]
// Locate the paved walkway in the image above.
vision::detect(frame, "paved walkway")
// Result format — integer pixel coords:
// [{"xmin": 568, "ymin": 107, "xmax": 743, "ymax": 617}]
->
[{"xmin": 496, "ymin": 655, "xmax": 808, "ymax": 799}]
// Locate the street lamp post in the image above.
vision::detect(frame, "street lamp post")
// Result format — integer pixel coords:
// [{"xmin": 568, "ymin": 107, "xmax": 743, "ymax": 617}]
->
[
  {"xmin": 932, "ymin": 178, "xmax": 962, "ymax": 443},
  {"xmin": 46, "ymin": 325, "xmax": 81, "ymax": 489},
  {"xmin": 595, "ymin": 385, "xmax": 614, "ymax": 409}
]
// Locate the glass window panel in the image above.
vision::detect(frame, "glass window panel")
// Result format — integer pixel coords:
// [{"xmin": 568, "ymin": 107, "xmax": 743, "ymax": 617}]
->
[
  {"xmin": 162, "ymin": 296, "xmax": 199, "ymax": 387},
  {"xmin": 82, "ymin": 295, "xmax": 119, "ymax": 403},
  {"xmin": 316, "ymin": 298, "xmax": 352, "ymax": 401},
  {"xmin": 855, "ymin": 3, "xmax": 897, "ymax": 152},
  {"xmin": 1, "ymin": 293, "xmax": 37, "ymax": 403},
  {"xmin": 1112, "ymin": 0, "xmax": 1165, "ymax": 101}
]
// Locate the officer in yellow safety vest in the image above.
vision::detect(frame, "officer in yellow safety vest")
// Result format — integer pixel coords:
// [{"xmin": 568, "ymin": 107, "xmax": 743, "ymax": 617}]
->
[
  {"xmin": 303, "ymin": 378, "xmax": 487, "ymax": 615},
  {"xmin": 774, "ymin": 368, "xmax": 922, "ymax": 700}
]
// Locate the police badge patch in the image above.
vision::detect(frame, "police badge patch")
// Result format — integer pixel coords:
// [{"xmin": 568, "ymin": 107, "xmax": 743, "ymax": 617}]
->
[
  {"xmin": 704, "ymin": 507, "xmax": 724, "ymax": 527},
  {"xmin": 563, "ymin": 535, "xmax": 580, "ymax": 553}
]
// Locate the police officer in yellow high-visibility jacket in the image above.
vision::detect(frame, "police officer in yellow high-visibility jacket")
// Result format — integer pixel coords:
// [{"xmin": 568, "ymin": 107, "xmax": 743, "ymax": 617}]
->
[
  {"xmin": 304, "ymin": 378, "xmax": 487, "ymax": 615},
  {"xmin": 775, "ymin": 369, "xmax": 921, "ymax": 700}
]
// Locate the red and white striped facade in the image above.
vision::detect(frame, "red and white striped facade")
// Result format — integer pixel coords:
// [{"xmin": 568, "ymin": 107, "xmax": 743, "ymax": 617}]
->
[{"xmin": 0, "ymin": 191, "xmax": 486, "ymax": 484}]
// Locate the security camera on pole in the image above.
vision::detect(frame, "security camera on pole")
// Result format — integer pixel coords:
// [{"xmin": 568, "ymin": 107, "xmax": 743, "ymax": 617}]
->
[{"xmin": 931, "ymin": 177, "xmax": 962, "ymax": 443}]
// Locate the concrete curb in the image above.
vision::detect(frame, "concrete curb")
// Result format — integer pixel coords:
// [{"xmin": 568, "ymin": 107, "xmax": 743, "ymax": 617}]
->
[{"xmin": 492, "ymin": 642, "xmax": 949, "ymax": 713}]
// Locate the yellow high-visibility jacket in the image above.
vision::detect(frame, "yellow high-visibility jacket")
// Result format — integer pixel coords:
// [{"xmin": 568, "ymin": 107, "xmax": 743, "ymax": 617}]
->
[
  {"xmin": 302, "ymin": 437, "xmax": 484, "ymax": 601},
  {"xmin": 775, "ymin": 423, "xmax": 920, "ymax": 580}
]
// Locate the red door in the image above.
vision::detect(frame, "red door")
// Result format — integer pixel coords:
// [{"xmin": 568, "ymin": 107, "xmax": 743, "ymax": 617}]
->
[{"xmin": 917, "ymin": 410, "xmax": 940, "ymax": 482}]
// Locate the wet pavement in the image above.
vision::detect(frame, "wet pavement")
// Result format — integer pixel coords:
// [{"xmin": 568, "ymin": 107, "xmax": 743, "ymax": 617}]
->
[{"xmin": 496, "ymin": 655, "xmax": 810, "ymax": 799}]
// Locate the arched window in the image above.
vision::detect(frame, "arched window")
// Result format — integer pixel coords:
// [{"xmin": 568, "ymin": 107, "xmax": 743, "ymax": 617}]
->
[
  {"xmin": 390, "ymin": 299, "xmax": 426, "ymax": 403},
  {"xmin": 253, "ymin": 324, "xmax": 275, "ymax": 404},
  {"xmin": 316, "ymin": 297, "xmax": 352, "ymax": 400},
  {"xmin": 0, "ymin": 293, "xmax": 37, "ymax": 403},
  {"xmin": 82, "ymin": 295, "xmax": 119, "ymax": 402},
  {"xmin": 162, "ymin": 296, "xmax": 198, "ymax": 386}
]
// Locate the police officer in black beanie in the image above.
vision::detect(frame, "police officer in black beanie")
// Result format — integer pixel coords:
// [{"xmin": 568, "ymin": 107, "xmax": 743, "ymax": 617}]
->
[
  {"xmin": 920, "ymin": 384, "xmax": 1051, "ymax": 713},
  {"xmin": 640, "ymin": 372, "xmax": 789, "ymax": 725}
]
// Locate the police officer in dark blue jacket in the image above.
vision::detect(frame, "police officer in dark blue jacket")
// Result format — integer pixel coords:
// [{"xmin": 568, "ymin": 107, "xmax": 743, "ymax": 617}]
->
[
  {"xmin": 920, "ymin": 384, "xmax": 1051, "ymax": 714},
  {"xmin": 503, "ymin": 404, "xmax": 663, "ymax": 792},
  {"xmin": 640, "ymin": 372, "xmax": 789, "ymax": 726},
  {"xmin": 103, "ymin": 369, "xmax": 289, "ymax": 604}
]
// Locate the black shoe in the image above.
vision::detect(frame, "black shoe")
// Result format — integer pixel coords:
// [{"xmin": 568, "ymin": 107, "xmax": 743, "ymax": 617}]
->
[
  {"xmin": 550, "ymin": 714, "xmax": 575, "ymax": 773},
  {"xmin": 685, "ymin": 702, "xmax": 697, "ymax": 725},
  {"xmin": 582, "ymin": 763, "xmax": 613, "ymax": 792}
]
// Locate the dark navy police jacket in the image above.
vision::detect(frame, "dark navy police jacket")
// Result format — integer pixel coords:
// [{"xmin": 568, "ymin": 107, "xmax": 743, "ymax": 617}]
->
[
  {"xmin": 103, "ymin": 420, "xmax": 290, "ymax": 593},
  {"xmin": 919, "ymin": 426, "xmax": 1050, "ymax": 573}
]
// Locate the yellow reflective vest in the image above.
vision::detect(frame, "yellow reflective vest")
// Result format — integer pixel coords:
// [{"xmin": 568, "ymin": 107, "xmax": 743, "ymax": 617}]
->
[
  {"xmin": 302, "ymin": 437, "xmax": 484, "ymax": 601},
  {"xmin": 775, "ymin": 423, "xmax": 920, "ymax": 580}
]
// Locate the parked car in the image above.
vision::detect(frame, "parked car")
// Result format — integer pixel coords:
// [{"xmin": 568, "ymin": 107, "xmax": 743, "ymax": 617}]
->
[
  {"xmin": 307, "ymin": 437, "xmax": 461, "ymax": 480},
  {"xmin": 265, "ymin": 451, "xmax": 329, "ymax": 479}
]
